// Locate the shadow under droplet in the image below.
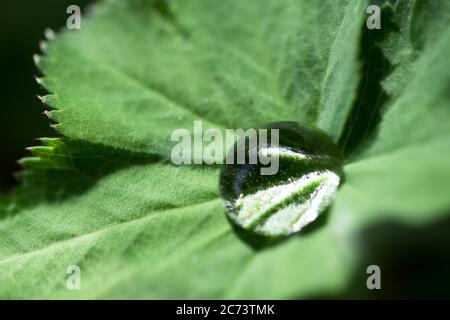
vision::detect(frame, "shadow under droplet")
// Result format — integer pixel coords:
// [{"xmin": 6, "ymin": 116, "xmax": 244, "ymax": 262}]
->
[{"xmin": 227, "ymin": 215, "xmax": 285, "ymax": 251}]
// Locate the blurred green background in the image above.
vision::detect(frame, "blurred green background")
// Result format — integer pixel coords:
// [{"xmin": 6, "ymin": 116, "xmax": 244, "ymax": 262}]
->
[{"xmin": 0, "ymin": 0, "xmax": 94, "ymax": 192}]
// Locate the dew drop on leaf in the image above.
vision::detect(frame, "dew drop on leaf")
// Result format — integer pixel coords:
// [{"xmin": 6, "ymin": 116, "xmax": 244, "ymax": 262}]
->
[{"xmin": 220, "ymin": 122, "xmax": 344, "ymax": 237}]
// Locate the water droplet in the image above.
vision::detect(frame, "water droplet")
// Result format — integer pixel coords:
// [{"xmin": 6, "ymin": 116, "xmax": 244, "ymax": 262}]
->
[{"xmin": 220, "ymin": 122, "xmax": 343, "ymax": 237}]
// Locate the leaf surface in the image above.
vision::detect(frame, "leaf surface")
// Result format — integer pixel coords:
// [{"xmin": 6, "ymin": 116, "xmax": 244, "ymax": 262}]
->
[{"xmin": 1, "ymin": 0, "xmax": 450, "ymax": 299}]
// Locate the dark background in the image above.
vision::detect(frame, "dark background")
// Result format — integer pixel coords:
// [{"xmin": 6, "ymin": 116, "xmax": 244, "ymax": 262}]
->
[{"xmin": 0, "ymin": 0, "xmax": 94, "ymax": 192}]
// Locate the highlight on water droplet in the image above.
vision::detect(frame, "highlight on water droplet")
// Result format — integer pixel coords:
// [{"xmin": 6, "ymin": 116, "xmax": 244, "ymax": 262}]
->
[{"xmin": 220, "ymin": 122, "xmax": 343, "ymax": 237}]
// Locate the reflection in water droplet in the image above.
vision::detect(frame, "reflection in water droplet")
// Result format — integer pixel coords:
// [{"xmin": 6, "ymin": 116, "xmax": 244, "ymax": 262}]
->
[{"xmin": 220, "ymin": 122, "xmax": 343, "ymax": 237}]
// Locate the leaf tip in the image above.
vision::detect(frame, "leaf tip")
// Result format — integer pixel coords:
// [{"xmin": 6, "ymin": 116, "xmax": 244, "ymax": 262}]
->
[
  {"xmin": 50, "ymin": 123, "xmax": 60, "ymax": 130},
  {"xmin": 43, "ymin": 110, "xmax": 54, "ymax": 119},
  {"xmin": 33, "ymin": 54, "xmax": 41, "ymax": 67},
  {"xmin": 34, "ymin": 76, "xmax": 44, "ymax": 86},
  {"xmin": 44, "ymin": 28, "xmax": 55, "ymax": 40},
  {"xmin": 37, "ymin": 95, "xmax": 46, "ymax": 104},
  {"xmin": 39, "ymin": 40, "xmax": 48, "ymax": 53}
]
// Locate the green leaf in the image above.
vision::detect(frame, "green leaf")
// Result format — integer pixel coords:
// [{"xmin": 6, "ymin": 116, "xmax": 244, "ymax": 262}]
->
[
  {"xmin": 332, "ymin": 0, "xmax": 450, "ymax": 253},
  {"xmin": 38, "ymin": 0, "xmax": 366, "ymax": 156},
  {"xmin": 0, "ymin": 139, "xmax": 349, "ymax": 299},
  {"xmin": 1, "ymin": 0, "xmax": 449, "ymax": 299}
]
